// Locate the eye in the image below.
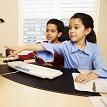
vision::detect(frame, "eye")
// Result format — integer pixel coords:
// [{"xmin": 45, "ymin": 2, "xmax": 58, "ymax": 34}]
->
[
  {"xmin": 46, "ymin": 29, "xmax": 49, "ymax": 32},
  {"xmin": 51, "ymin": 30, "xmax": 56, "ymax": 33},
  {"xmin": 75, "ymin": 26, "xmax": 79, "ymax": 29}
]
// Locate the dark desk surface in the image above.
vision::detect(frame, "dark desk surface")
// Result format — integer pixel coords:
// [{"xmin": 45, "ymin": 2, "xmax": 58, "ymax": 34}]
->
[{"xmin": 0, "ymin": 64, "xmax": 100, "ymax": 96}]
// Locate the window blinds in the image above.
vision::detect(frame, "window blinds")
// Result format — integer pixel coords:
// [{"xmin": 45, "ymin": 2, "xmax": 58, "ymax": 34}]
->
[{"xmin": 20, "ymin": 0, "xmax": 96, "ymax": 44}]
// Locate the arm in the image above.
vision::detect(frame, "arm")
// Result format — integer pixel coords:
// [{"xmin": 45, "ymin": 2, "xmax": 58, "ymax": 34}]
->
[
  {"xmin": 75, "ymin": 45, "xmax": 107, "ymax": 83},
  {"xmin": 5, "ymin": 43, "xmax": 45, "ymax": 56},
  {"xmin": 93, "ymin": 46, "xmax": 107, "ymax": 77},
  {"xmin": 18, "ymin": 52, "xmax": 35, "ymax": 60}
]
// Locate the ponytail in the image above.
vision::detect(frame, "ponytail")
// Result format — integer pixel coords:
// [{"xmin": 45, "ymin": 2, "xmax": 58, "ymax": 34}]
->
[{"xmin": 86, "ymin": 30, "xmax": 97, "ymax": 43}]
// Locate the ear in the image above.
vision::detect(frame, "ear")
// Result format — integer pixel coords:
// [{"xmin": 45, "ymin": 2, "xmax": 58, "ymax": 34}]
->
[
  {"xmin": 85, "ymin": 28, "xmax": 92, "ymax": 35},
  {"xmin": 58, "ymin": 32, "xmax": 62, "ymax": 37}
]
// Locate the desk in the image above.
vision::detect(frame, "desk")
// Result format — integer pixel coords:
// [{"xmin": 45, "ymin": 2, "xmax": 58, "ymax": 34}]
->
[
  {"xmin": 0, "ymin": 58, "xmax": 105, "ymax": 107},
  {"xmin": 0, "ymin": 75, "xmax": 94, "ymax": 107}
]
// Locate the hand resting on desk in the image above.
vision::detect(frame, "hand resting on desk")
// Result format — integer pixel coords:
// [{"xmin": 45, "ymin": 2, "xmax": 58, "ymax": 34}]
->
[
  {"xmin": 75, "ymin": 71, "xmax": 99, "ymax": 83},
  {"xmin": 73, "ymin": 72, "xmax": 107, "ymax": 93}
]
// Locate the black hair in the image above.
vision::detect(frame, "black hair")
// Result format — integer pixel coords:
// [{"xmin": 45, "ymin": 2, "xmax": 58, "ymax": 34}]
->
[
  {"xmin": 70, "ymin": 13, "xmax": 97, "ymax": 43},
  {"xmin": 58, "ymin": 26, "xmax": 70, "ymax": 42},
  {"xmin": 47, "ymin": 19, "xmax": 64, "ymax": 33},
  {"xmin": 0, "ymin": 18, "xmax": 5, "ymax": 23}
]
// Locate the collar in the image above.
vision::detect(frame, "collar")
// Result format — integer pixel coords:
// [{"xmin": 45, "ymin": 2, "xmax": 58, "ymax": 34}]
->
[
  {"xmin": 84, "ymin": 41, "xmax": 93, "ymax": 55},
  {"xmin": 70, "ymin": 41, "xmax": 92, "ymax": 55},
  {"xmin": 70, "ymin": 42, "xmax": 78, "ymax": 53}
]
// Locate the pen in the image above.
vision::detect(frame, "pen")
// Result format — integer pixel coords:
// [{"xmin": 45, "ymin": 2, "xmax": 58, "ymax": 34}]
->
[{"xmin": 92, "ymin": 82, "xmax": 96, "ymax": 92}]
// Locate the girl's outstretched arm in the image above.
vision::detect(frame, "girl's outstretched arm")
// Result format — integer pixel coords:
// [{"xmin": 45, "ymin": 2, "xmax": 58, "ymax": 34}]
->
[{"xmin": 5, "ymin": 43, "xmax": 45, "ymax": 56}]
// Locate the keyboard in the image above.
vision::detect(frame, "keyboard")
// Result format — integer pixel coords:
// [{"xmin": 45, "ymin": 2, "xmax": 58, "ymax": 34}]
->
[{"xmin": 8, "ymin": 61, "xmax": 63, "ymax": 79}]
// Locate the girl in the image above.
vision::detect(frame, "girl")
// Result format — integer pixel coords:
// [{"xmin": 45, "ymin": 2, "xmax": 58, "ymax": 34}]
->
[{"xmin": 6, "ymin": 13, "xmax": 107, "ymax": 83}]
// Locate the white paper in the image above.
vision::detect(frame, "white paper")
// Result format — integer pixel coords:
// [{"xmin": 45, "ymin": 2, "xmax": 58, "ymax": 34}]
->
[
  {"xmin": 72, "ymin": 73, "xmax": 107, "ymax": 93},
  {"xmin": 89, "ymin": 96, "xmax": 107, "ymax": 107}
]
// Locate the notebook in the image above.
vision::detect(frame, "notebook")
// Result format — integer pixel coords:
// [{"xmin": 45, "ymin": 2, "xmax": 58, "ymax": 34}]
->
[{"xmin": 72, "ymin": 73, "xmax": 107, "ymax": 93}]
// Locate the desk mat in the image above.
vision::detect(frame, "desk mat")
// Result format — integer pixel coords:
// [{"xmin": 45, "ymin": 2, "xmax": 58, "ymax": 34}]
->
[{"xmin": 1, "ymin": 64, "xmax": 100, "ymax": 96}]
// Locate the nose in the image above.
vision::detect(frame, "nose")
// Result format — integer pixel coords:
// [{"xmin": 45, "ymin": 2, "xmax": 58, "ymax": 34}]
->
[
  {"xmin": 69, "ymin": 28, "xmax": 74, "ymax": 34},
  {"xmin": 46, "ymin": 31, "xmax": 51, "ymax": 35}
]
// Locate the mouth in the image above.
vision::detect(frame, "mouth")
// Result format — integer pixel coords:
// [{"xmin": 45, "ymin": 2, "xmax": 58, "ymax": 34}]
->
[
  {"xmin": 69, "ymin": 35, "xmax": 76, "ymax": 38},
  {"xmin": 69, "ymin": 35, "xmax": 77, "ymax": 41},
  {"xmin": 47, "ymin": 37, "xmax": 52, "ymax": 40}
]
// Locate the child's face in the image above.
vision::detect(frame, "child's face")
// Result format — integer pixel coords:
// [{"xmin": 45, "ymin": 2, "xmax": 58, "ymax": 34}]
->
[
  {"xmin": 69, "ymin": 18, "xmax": 88, "ymax": 43},
  {"xmin": 46, "ymin": 24, "xmax": 60, "ymax": 43}
]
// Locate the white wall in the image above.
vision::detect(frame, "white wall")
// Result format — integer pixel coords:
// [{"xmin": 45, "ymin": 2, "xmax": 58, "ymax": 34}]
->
[
  {"xmin": 97, "ymin": 0, "xmax": 107, "ymax": 66},
  {"xmin": 0, "ymin": 0, "xmax": 18, "ymax": 56},
  {"xmin": 0, "ymin": 0, "xmax": 107, "ymax": 66}
]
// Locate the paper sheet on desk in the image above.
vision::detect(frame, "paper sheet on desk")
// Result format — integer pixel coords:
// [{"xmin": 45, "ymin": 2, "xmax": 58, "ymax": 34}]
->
[
  {"xmin": 72, "ymin": 73, "xmax": 107, "ymax": 93},
  {"xmin": 89, "ymin": 96, "xmax": 107, "ymax": 107}
]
